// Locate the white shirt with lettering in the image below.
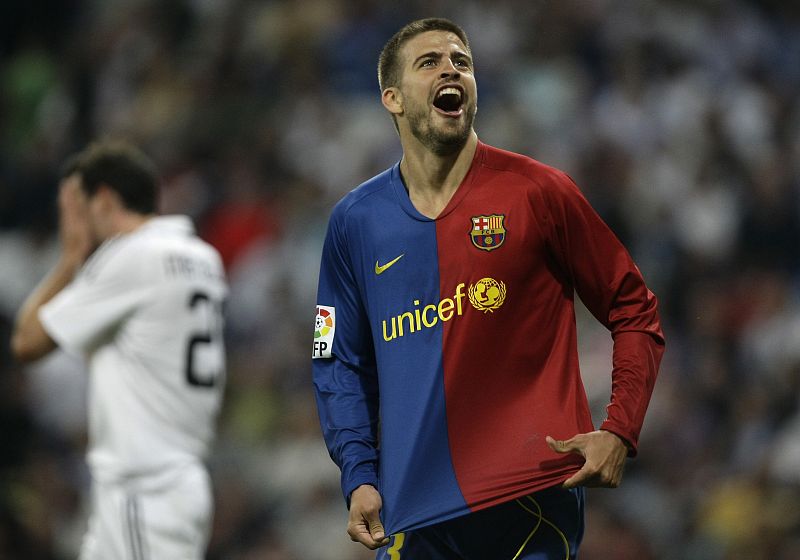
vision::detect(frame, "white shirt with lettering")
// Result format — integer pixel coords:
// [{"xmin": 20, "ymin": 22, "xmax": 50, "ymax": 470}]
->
[{"xmin": 40, "ymin": 215, "xmax": 227, "ymax": 487}]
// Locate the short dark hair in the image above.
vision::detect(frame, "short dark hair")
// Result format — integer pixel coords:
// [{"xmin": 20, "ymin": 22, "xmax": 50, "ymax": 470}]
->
[
  {"xmin": 378, "ymin": 18, "xmax": 471, "ymax": 92},
  {"xmin": 62, "ymin": 141, "xmax": 159, "ymax": 215}
]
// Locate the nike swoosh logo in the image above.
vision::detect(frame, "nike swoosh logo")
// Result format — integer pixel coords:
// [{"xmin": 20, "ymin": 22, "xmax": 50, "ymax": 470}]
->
[{"xmin": 375, "ymin": 254, "xmax": 404, "ymax": 275}]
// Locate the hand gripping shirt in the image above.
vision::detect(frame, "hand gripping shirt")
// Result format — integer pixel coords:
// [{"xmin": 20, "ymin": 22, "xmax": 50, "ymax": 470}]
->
[
  {"xmin": 40, "ymin": 216, "xmax": 227, "ymax": 486},
  {"xmin": 312, "ymin": 143, "xmax": 665, "ymax": 534}
]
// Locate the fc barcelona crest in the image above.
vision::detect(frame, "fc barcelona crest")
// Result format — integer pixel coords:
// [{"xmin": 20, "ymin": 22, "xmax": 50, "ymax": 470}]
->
[{"xmin": 470, "ymin": 214, "xmax": 506, "ymax": 251}]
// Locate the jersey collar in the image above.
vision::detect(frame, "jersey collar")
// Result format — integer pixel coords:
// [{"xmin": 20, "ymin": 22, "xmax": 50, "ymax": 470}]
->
[{"xmin": 390, "ymin": 142, "xmax": 486, "ymax": 222}]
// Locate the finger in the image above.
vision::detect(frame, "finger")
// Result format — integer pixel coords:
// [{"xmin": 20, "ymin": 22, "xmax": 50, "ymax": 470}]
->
[
  {"xmin": 369, "ymin": 520, "xmax": 386, "ymax": 543},
  {"xmin": 347, "ymin": 523, "xmax": 361, "ymax": 542},
  {"xmin": 566, "ymin": 463, "xmax": 624, "ymax": 489},
  {"xmin": 348, "ymin": 521, "xmax": 387, "ymax": 548},
  {"xmin": 562, "ymin": 465, "xmax": 593, "ymax": 488},
  {"xmin": 546, "ymin": 435, "xmax": 581, "ymax": 455},
  {"xmin": 59, "ymin": 180, "xmax": 82, "ymax": 210},
  {"xmin": 546, "ymin": 435, "xmax": 564, "ymax": 453},
  {"xmin": 347, "ymin": 516, "xmax": 389, "ymax": 548},
  {"xmin": 347, "ymin": 485, "xmax": 390, "ymax": 549},
  {"xmin": 348, "ymin": 525, "xmax": 382, "ymax": 549},
  {"xmin": 365, "ymin": 509, "xmax": 390, "ymax": 546},
  {"xmin": 600, "ymin": 464, "xmax": 623, "ymax": 488},
  {"xmin": 374, "ymin": 535, "xmax": 391, "ymax": 547}
]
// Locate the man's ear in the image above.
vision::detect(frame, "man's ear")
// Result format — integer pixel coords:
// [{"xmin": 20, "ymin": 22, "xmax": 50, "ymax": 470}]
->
[
  {"xmin": 94, "ymin": 183, "xmax": 122, "ymax": 210},
  {"xmin": 381, "ymin": 87, "xmax": 403, "ymax": 116}
]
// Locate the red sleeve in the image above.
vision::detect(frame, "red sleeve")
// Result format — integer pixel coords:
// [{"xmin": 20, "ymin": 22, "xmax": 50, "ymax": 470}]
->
[{"xmin": 541, "ymin": 171, "xmax": 665, "ymax": 455}]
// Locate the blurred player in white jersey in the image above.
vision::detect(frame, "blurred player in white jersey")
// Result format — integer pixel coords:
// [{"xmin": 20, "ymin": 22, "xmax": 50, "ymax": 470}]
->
[{"xmin": 11, "ymin": 141, "xmax": 228, "ymax": 560}]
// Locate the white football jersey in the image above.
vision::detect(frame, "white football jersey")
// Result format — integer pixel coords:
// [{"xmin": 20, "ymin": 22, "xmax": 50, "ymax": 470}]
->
[{"xmin": 40, "ymin": 216, "xmax": 227, "ymax": 485}]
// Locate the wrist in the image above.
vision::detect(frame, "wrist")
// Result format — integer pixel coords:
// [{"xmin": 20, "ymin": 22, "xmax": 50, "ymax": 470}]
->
[
  {"xmin": 601, "ymin": 429, "xmax": 633, "ymax": 452},
  {"xmin": 56, "ymin": 255, "xmax": 84, "ymax": 277}
]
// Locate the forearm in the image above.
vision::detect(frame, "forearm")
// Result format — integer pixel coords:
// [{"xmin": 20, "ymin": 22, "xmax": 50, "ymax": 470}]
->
[
  {"xmin": 600, "ymin": 330, "xmax": 665, "ymax": 455},
  {"xmin": 313, "ymin": 359, "xmax": 380, "ymax": 503},
  {"xmin": 11, "ymin": 259, "xmax": 80, "ymax": 362},
  {"xmin": 318, "ymin": 399, "xmax": 380, "ymax": 503}
]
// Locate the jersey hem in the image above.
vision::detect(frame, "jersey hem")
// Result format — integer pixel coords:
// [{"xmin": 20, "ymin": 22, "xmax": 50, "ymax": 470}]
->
[{"xmin": 385, "ymin": 465, "xmax": 581, "ymax": 535}]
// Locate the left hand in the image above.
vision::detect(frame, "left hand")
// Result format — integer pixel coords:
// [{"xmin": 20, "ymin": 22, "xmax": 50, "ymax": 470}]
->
[
  {"xmin": 546, "ymin": 430, "xmax": 628, "ymax": 489},
  {"xmin": 58, "ymin": 176, "xmax": 94, "ymax": 269}
]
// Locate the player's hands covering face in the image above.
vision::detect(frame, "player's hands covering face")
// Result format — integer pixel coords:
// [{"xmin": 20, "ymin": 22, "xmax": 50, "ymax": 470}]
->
[{"xmin": 58, "ymin": 176, "xmax": 94, "ymax": 268}]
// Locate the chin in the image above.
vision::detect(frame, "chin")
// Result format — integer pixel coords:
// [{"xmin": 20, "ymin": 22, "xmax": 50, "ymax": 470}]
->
[
  {"xmin": 406, "ymin": 108, "xmax": 473, "ymax": 154},
  {"xmin": 429, "ymin": 133, "xmax": 469, "ymax": 156},
  {"xmin": 434, "ymin": 122, "xmax": 472, "ymax": 149}
]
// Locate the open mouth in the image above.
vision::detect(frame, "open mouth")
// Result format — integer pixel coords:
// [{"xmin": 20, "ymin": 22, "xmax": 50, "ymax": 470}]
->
[{"xmin": 433, "ymin": 86, "xmax": 464, "ymax": 117}]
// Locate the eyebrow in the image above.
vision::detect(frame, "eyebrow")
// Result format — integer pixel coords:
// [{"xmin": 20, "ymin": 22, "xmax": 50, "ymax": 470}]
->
[{"xmin": 412, "ymin": 50, "xmax": 473, "ymax": 67}]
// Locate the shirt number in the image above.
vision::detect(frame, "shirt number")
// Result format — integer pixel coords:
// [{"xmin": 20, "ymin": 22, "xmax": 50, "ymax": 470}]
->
[
  {"xmin": 387, "ymin": 532, "xmax": 405, "ymax": 559},
  {"xmin": 186, "ymin": 291, "xmax": 224, "ymax": 388}
]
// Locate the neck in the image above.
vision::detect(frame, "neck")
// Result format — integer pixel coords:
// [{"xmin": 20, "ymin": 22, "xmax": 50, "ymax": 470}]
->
[
  {"xmin": 399, "ymin": 131, "xmax": 479, "ymax": 218},
  {"xmin": 105, "ymin": 212, "xmax": 155, "ymax": 239}
]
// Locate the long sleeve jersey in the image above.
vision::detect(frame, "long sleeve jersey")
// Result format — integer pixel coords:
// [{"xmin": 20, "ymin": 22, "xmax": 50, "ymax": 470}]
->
[{"xmin": 312, "ymin": 142, "xmax": 665, "ymax": 535}]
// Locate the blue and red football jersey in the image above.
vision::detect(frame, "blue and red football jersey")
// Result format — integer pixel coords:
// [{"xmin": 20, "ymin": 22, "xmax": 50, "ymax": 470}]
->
[{"xmin": 312, "ymin": 142, "xmax": 664, "ymax": 534}]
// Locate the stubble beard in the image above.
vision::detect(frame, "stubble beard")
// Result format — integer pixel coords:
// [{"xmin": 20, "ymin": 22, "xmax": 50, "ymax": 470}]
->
[{"xmin": 406, "ymin": 100, "xmax": 476, "ymax": 156}]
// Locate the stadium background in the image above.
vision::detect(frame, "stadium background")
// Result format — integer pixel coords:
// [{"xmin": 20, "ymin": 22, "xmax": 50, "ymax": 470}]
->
[{"xmin": 1, "ymin": 1, "xmax": 799, "ymax": 558}]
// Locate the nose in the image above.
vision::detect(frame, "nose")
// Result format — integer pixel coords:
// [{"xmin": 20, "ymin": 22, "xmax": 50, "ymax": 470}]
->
[{"xmin": 440, "ymin": 57, "xmax": 461, "ymax": 79}]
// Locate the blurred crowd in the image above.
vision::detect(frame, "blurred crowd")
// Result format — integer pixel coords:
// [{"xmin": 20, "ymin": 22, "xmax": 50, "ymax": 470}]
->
[{"xmin": 1, "ymin": 0, "xmax": 799, "ymax": 558}]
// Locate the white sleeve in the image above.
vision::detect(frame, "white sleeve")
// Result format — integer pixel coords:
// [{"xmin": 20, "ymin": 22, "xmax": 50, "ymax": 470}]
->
[{"xmin": 39, "ymin": 249, "xmax": 149, "ymax": 356}]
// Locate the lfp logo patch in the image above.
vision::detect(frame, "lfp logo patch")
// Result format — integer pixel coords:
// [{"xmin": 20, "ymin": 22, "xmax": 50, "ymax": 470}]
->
[
  {"xmin": 470, "ymin": 214, "xmax": 506, "ymax": 251},
  {"xmin": 312, "ymin": 305, "xmax": 335, "ymax": 358}
]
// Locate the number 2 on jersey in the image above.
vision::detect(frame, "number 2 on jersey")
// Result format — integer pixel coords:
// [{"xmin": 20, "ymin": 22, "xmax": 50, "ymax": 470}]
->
[{"xmin": 186, "ymin": 291, "xmax": 224, "ymax": 388}]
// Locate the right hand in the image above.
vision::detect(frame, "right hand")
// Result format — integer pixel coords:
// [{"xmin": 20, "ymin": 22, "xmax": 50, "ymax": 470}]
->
[
  {"xmin": 58, "ymin": 176, "xmax": 94, "ymax": 268},
  {"xmin": 347, "ymin": 484, "xmax": 390, "ymax": 550}
]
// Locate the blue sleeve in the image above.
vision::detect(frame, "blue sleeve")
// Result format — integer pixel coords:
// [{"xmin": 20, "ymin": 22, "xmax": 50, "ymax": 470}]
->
[{"xmin": 312, "ymin": 205, "xmax": 380, "ymax": 506}]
